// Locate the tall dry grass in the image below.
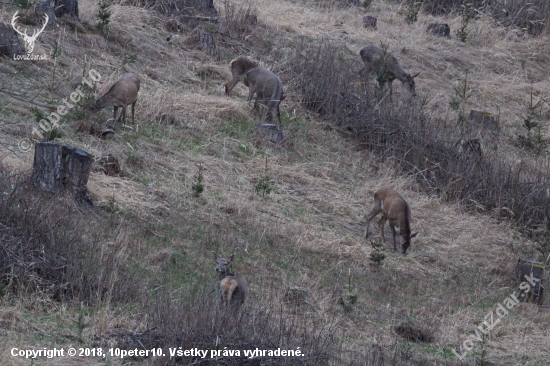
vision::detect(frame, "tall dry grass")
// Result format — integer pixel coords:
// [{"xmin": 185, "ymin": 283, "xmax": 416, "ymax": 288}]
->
[
  {"xmin": 0, "ymin": 166, "xmax": 142, "ymax": 303},
  {"xmin": 420, "ymin": 0, "xmax": 550, "ymax": 36},
  {"xmin": 282, "ymin": 39, "xmax": 550, "ymax": 258}
]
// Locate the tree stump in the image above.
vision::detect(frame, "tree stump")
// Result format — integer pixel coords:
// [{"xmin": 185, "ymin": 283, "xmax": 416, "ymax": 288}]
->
[
  {"xmin": 185, "ymin": 0, "xmax": 218, "ymax": 17},
  {"xmin": 362, "ymin": 16, "xmax": 377, "ymax": 29},
  {"xmin": 0, "ymin": 24, "xmax": 24, "ymax": 57},
  {"xmin": 195, "ymin": 30, "xmax": 217, "ymax": 56},
  {"xmin": 53, "ymin": 0, "xmax": 79, "ymax": 19},
  {"xmin": 284, "ymin": 286, "xmax": 309, "ymax": 305},
  {"xmin": 427, "ymin": 23, "xmax": 450, "ymax": 38},
  {"xmin": 258, "ymin": 123, "xmax": 283, "ymax": 144},
  {"xmin": 515, "ymin": 258, "xmax": 545, "ymax": 305},
  {"xmin": 31, "ymin": 142, "xmax": 93, "ymax": 204},
  {"xmin": 469, "ymin": 110, "xmax": 499, "ymax": 131},
  {"xmin": 38, "ymin": 0, "xmax": 58, "ymax": 26}
]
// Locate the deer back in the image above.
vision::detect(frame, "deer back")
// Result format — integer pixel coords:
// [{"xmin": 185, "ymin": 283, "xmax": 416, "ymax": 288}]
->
[
  {"xmin": 245, "ymin": 67, "xmax": 283, "ymax": 101},
  {"xmin": 361, "ymin": 45, "xmax": 408, "ymax": 80},
  {"xmin": 377, "ymin": 188, "xmax": 411, "ymax": 232},
  {"xmin": 220, "ymin": 275, "xmax": 248, "ymax": 303},
  {"xmin": 94, "ymin": 73, "xmax": 140, "ymax": 110}
]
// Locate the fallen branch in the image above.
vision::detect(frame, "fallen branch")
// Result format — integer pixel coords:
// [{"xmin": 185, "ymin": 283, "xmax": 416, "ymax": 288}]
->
[
  {"xmin": 0, "ymin": 89, "xmax": 54, "ymax": 109},
  {"xmin": 180, "ymin": 15, "xmax": 219, "ymax": 22}
]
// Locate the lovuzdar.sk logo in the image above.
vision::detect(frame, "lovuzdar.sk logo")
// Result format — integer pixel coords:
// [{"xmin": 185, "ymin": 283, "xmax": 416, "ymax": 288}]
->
[{"xmin": 11, "ymin": 11, "xmax": 49, "ymax": 60}]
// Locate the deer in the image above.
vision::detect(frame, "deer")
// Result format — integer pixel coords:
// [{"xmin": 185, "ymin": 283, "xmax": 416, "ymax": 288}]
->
[
  {"xmin": 83, "ymin": 73, "xmax": 140, "ymax": 130},
  {"xmin": 359, "ymin": 44, "xmax": 419, "ymax": 98},
  {"xmin": 364, "ymin": 187, "xmax": 418, "ymax": 254},
  {"xmin": 224, "ymin": 56, "xmax": 284, "ymax": 124},
  {"xmin": 11, "ymin": 11, "xmax": 48, "ymax": 54},
  {"xmin": 213, "ymin": 252, "xmax": 248, "ymax": 308}
]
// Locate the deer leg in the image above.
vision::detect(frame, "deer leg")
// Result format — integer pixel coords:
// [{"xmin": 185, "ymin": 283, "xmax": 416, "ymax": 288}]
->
[
  {"xmin": 365, "ymin": 199, "xmax": 382, "ymax": 238},
  {"xmin": 388, "ymin": 80, "xmax": 393, "ymax": 99},
  {"xmin": 247, "ymin": 83, "xmax": 256, "ymax": 102},
  {"xmin": 114, "ymin": 106, "xmax": 119, "ymax": 121},
  {"xmin": 389, "ymin": 220, "xmax": 397, "ymax": 251},
  {"xmin": 227, "ymin": 281, "xmax": 238, "ymax": 305},
  {"xmin": 121, "ymin": 106, "xmax": 127, "ymax": 125},
  {"xmin": 131, "ymin": 101, "xmax": 136, "ymax": 124},
  {"xmin": 379, "ymin": 215, "xmax": 387, "ymax": 244},
  {"xmin": 225, "ymin": 78, "xmax": 240, "ymax": 96}
]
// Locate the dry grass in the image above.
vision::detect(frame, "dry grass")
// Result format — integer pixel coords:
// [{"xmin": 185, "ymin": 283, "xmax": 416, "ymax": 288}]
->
[{"xmin": 0, "ymin": 0, "xmax": 549, "ymax": 364}]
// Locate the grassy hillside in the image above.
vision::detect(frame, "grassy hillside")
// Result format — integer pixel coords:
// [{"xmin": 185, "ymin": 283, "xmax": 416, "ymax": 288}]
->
[{"xmin": 1, "ymin": 0, "xmax": 550, "ymax": 365}]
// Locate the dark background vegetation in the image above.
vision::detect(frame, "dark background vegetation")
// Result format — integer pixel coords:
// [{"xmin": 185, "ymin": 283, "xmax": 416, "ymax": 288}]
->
[{"xmin": 1, "ymin": 0, "xmax": 550, "ymax": 364}]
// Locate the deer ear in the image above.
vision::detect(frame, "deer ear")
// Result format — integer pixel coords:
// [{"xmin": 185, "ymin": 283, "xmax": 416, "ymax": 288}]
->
[
  {"xmin": 410, "ymin": 232, "xmax": 418, "ymax": 239},
  {"xmin": 230, "ymin": 254, "xmax": 235, "ymax": 262},
  {"xmin": 412, "ymin": 72, "xmax": 420, "ymax": 78},
  {"xmin": 212, "ymin": 251, "xmax": 219, "ymax": 261}
]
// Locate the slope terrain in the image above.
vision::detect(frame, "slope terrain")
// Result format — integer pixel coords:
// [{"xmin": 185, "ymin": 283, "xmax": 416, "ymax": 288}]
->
[{"xmin": 0, "ymin": 0, "xmax": 549, "ymax": 365}]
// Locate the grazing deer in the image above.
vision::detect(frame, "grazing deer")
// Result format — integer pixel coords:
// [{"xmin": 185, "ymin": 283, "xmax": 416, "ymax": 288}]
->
[
  {"xmin": 360, "ymin": 44, "xmax": 419, "ymax": 97},
  {"xmin": 11, "ymin": 11, "xmax": 48, "ymax": 54},
  {"xmin": 83, "ymin": 73, "xmax": 140, "ymax": 129},
  {"xmin": 364, "ymin": 187, "xmax": 418, "ymax": 254},
  {"xmin": 224, "ymin": 56, "xmax": 284, "ymax": 124},
  {"xmin": 213, "ymin": 252, "xmax": 248, "ymax": 308}
]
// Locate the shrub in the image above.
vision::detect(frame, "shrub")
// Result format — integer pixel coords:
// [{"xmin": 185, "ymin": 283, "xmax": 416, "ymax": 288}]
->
[
  {"xmin": 0, "ymin": 170, "xmax": 140, "ymax": 302},
  {"xmin": 284, "ymin": 40, "xmax": 550, "ymax": 261},
  {"xmin": 422, "ymin": 0, "xmax": 550, "ymax": 37}
]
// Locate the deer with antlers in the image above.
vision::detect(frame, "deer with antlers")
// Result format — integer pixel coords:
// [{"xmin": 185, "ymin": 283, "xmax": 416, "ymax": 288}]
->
[{"xmin": 11, "ymin": 11, "xmax": 49, "ymax": 55}]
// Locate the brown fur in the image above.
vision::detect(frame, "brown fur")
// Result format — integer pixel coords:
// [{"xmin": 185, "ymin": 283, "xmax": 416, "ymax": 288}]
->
[
  {"xmin": 83, "ymin": 73, "xmax": 140, "ymax": 128},
  {"xmin": 224, "ymin": 56, "xmax": 259, "ymax": 96},
  {"xmin": 360, "ymin": 44, "xmax": 419, "ymax": 97},
  {"xmin": 225, "ymin": 56, "xmax": 284, "ymax": 124},
  {"xmin": 213, "ymin": 252, "xmax": 248, "ymax": 308},
  {"xmin": 165, "ymin": 19, "xmax": 182, "ymax": 32},
  {"xmin": 364, "ymin": 187, "xmax": 418, "ymax": 254}
]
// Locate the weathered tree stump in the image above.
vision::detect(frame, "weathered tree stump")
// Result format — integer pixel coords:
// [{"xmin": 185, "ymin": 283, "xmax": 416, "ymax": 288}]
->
[
  {"xmin": 284, "ymin": 286, "xmax": 309, "ymax": 305},
  {"xmin": 245, "ymin": 14, "xmax": 257, "ymax": 26},
  {"xmin": 31, "ymin": 142, "xmax": 93, "ymax": 204},
  {"xmin": 185, "ymin": 0, "xmax": 218, "ymax": 17},
  {"xmin": 195, "ymin": 29, "xmax": 217, "ymax": 56},
  {"xmin": 469, "ymin": 110, "xmax": 499, "ymax": 131},
  {"xmin": 362, "ymin": 16, "xmax": 377, "ymax": 29},
  {"xmin": 427, "ymin": 23, "xmax": 450, "ymax": 38},
  {"xmin": 0, "ymin": 24, "xmax": 24, "ymax": 57},
  {"xmin": 54, "ymin": 0, "xmax": 79, "ymax": 18},
  {"xmin": 258, "ymin": 123, "xmax": 283, "ymax": 144},
  {"xmin": 515, "ymin": 258, "xmax": 545, "ymax": 305}
]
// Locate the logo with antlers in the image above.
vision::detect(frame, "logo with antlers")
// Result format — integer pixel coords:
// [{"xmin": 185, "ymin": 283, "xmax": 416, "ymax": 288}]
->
[{"xmin": 11, "ymin": 11, "xmax": 48, "ymax": 55}]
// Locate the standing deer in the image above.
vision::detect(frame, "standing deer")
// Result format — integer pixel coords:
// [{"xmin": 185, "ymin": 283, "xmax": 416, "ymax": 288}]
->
[
  {"xmin": 224, "ymin": 56, "xmax": 284, "ymax": 124},
  {"xmin": 83, "ymin": 73, "xmax": 140, "ymax": 129},
  {"xmin": 11, "ymin": 11, "xmax": 48, "ymax": 54},
  {"xmin": 360, "ymin": 44, "xmax": 419, "ymax": 97},
  {"xmin": 364, "ymin": 187, "xmax": 418, "ymax": 254},
  {"xmin": 213, "ymin": 252, "xmax": 248, "ymax": 308}
]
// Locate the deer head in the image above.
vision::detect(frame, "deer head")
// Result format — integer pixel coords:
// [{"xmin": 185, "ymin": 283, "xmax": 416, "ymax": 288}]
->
[{"xmin": 11, "ymin": 11, "xmax": 48, "ymax": 55}]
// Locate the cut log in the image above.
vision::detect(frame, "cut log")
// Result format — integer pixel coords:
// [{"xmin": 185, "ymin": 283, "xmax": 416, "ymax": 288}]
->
[
  {"xmin": 258, "ymin": 123, "xmax": 283, "ymax": 144},
  {"xmin": 54, "ymin": 0, "xmax": 79, "ymax": 19},
  {"xmin": 427, "ymin": 23, "xmax": 450, "ymax": 38},
  {"xmin": 469, "ymin": 110, "xmax": 499, "ymax": 131},
  {"xmin": 362, "ymin": 16, "xmax": 377, "ymax": 29},
  {"xmin": 31, "ymin": 142, "xmax": 93, "ymax": 204},
  {"xmin": 32, "ymin": 142, "xmax": 63, "ymax": 193},
  {"xmin": 63, "ymin": 146, "xmax": 93, "ymax": 203},
  {"xmin": 0, "ymin": 23, "xmax": 24, "ymax": 57},
  {"xmin": 195, "ymin": 30, "xmax": 217, "ymax": 56}
]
